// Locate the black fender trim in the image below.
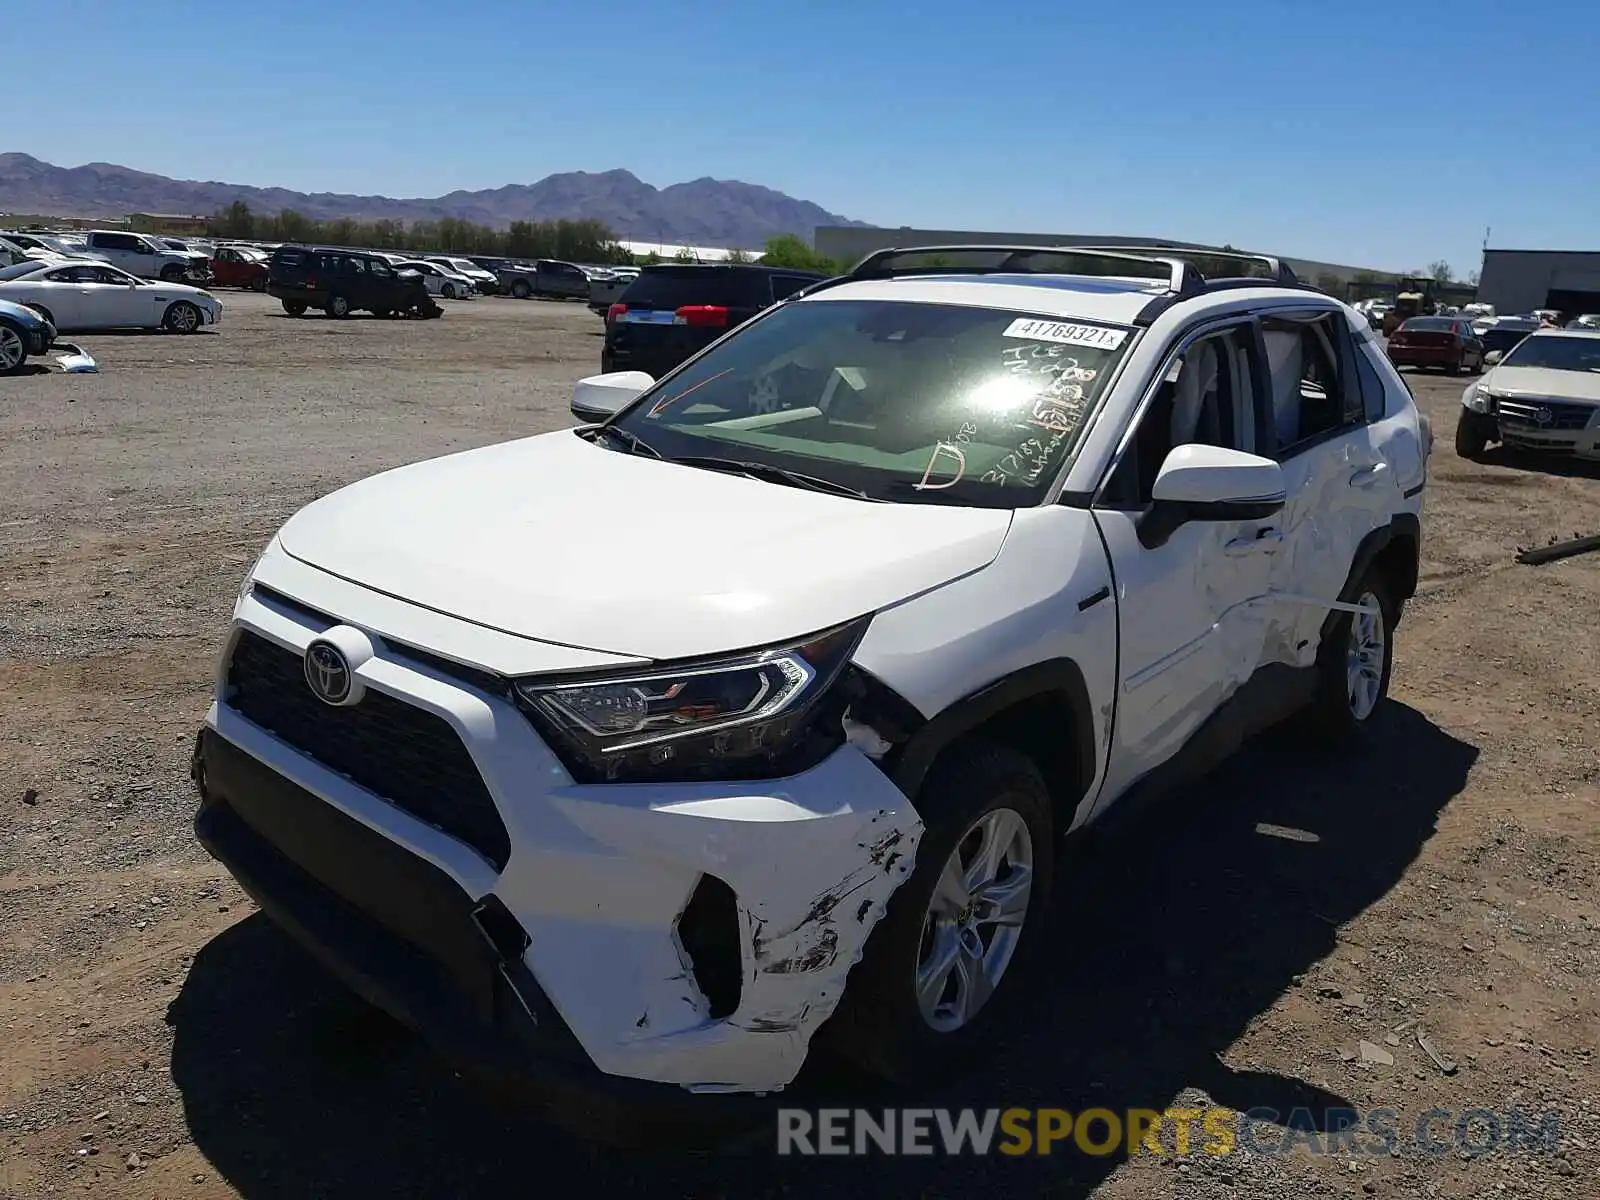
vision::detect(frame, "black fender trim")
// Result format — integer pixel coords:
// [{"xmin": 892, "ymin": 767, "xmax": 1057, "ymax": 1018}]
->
[
  {"xmin": 885, "ymin": 658, "xmax": 1097, "ymax": 808},
  {"xmin": 1317, "ymin": 513, "xmax": 1421, "ymax": 646}
]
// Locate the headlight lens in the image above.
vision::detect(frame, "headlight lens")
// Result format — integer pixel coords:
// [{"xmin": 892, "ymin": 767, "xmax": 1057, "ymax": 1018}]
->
[
  {"xmin": 515, "ymin": 617, "xmax": 870, "ymax": 783},
  {"xmin": 1466, "ymin": 384, "xmax": 1496, "ymax": 413}
]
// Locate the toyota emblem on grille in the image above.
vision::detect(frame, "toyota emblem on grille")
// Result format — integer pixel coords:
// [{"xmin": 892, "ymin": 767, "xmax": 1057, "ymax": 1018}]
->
[{"xmin": 304, "ymin": 641, "xmax": 353, "ymax": 706}]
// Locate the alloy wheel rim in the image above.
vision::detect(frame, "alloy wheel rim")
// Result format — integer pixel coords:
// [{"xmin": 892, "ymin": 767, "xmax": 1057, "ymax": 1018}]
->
[
  {"xmin": 914, "ymin": 807, "xmax": 1034, "ymax": 1033},
  {"xmin": 173, "ymin": 306, "xmax": 197, "ymax": 332},
  {"xmin": 1346, "ymin": 589, "xmax": 1385, "ymax": 721},
  {"xmin": 0, "ymin": 327, "xmax": 23, "ymax": 369}
]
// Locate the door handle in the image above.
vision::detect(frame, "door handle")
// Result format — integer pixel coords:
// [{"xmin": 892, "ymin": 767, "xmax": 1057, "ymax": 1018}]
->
[
  {"xmin": 1349, "ymin": 462, "xmax": 1388, "ymax": 488},
  {"xmin": 1224, "ymin": 527, "xmax": 1283, "ymax": 555}
]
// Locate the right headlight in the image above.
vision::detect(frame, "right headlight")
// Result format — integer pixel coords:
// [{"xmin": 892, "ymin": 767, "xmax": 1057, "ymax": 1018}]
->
[
  {"xmin": 1465, "ymin": 382, "xmax": 1497, "ymax": 413},
  {"xmin": 514, "ymin": 616, "xmax": 870, "ymax": 784}
]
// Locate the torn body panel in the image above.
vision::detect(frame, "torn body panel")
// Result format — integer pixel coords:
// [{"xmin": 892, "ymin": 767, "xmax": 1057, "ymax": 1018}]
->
[{"xmin": 540, "ymin": 754, "xmax": 922, "ymax": 1093}]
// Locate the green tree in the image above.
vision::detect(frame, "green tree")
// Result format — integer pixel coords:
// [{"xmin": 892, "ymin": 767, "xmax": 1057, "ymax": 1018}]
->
[
  {"xmin": 725, "ymin": 247, "xmax": 753, "ymax": 264},
  {"xmin": 1427, "ymin": 259, "xmax": 1453, "ymax": 284},
  {"xmin": 673, "ymin": 247, "xmax": 698, "ymax": 263},
  {"xmin": 759, "ymin": 234, "xmax": 839, "ymax": 273}
]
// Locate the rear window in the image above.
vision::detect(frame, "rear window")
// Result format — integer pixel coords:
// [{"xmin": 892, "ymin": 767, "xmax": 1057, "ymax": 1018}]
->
[
  {"xmin": 271, "ymin": 247, "xmax": 311, "ymax": 270},
  {"xmin": 1400, "ymin": 317, "xmax": 1454, "ymax": 332},
  {"xmin": 620, "ymin": 267, "xmax": 775, "ymax": 310}
]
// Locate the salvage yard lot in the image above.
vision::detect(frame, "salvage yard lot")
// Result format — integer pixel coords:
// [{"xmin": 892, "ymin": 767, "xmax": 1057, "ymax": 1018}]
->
[{"xmin": 1, "ymin": 292, "xmax": 1598, "ymax": 1199}]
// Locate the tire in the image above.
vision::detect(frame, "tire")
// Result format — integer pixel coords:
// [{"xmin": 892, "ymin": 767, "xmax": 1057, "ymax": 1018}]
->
[
  {"xmin": 326, "ymin": 293, "xmax": 351, "ymax": 319},
  {"xmin": 441, "ymin": 282, "xmax": 457, "ymax": 300},
  {"xmin": 510, "ymin": 279, "xmax": 531, "ymax": 300},
  {"xmin": 159, "ymin": 264, "xmax": 185, "ymax": 283},
  {"xmin": 1455, "ymin": 408, "xmax": 1494, "ymax": 459},
  {"xmin": 162, "ymin": 301, "xmax": 202, "ymax": 334},
  {"xmin": 1445, "ymin": 359, "xmax": 1461, "ymax": 375},
  {"xmin": 282, "ymin": 300, "xmax": 307, "ymax": 317},
  {"xmin": 0, "ymin": 319, "xmax": 28, "ymax": 374},
  {"xmin": 818, "ymin": 743, "xmax": 1055, "ymax": 1084},
  {"xmin": 1301, "ymin": 570, "xmax": 1396, "ymax": 742},
  {"xmin": 252, "ymin": 275, "xmax": 268, "ymax": 292}
]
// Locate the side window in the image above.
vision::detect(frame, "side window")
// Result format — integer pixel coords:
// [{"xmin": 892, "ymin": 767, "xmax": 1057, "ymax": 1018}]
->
[
  {"xmin": 91, "ymin": 267, "xmax": 128, "ymax": 284},
  {"xmin": 1101, "ymin": 325, "xmax": 1260, "ymax": 508},
  {"xmin": 368, "ymin": 258, "xmax": 392, "ymax": 278},
  {"xmin": 1260, "ymin": 313, "xmax": 1360, "ymax": 453},
  {"xmin": 770, "ymin": 274, "xmax": 812, "ymax": 301},
  {"xmin": 341, "ymin": 256, "xmax": 366, "ymax": 275}
]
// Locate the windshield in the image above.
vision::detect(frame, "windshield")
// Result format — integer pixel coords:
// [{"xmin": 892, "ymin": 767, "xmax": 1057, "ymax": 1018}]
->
[
  {"xmin": 607, "ymin": 298, "xmax": 1134, "ymax": 507},
  {"xmin": 1501, "ymin": 335, "xmax": 1600, "ymax": 373}
]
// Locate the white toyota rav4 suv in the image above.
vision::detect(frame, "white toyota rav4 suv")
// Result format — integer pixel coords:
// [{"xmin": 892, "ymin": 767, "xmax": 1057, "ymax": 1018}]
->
[{"xmin": 193, "ymin": 245, "xmax": 1429, "ymax": 1137}]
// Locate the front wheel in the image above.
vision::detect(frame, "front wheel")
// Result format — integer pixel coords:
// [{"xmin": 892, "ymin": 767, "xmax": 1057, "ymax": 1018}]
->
[
  {"xmin": 441, "ymin": 282, "xmax": 457, "ymax": 300},
  {"xmin": 510, "ymin": 279, "xmax": 531, "ymax": 300},
  {"xmin": 818, "ymin": 744, "xmax": 1054, "ymax": 1084},
  {"xmin": 326, "ymin": 293, "xmax": 351, "ymax": 319},
  {"xmin": 1455, "ymin": 408, "xmax": 1494, "ymax": 459},
  {"xmin": 252, "ymin": 275, "xmax": 268, "ymax": 292},
  {"xmin": 0, "ymin": 320, "xmax": 28, "ymax": 374},
  {"xmin": 282, "ymin": 300, "xmax": 307, "ymax": 317},
  {"xmin": 162, "ymin": 301, "xmax": 202, "ymax": 334},
  {"xmin": 159, "ymin": 264, "xmax": 185, "ymax": 283}
]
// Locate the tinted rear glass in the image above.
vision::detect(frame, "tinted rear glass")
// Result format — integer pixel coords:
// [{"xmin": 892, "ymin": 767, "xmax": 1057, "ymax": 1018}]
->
[
  {"xmin": 1401, "ymin": 318, "xmax": 1454, "ymax": 332},
  {"xmin": 621, "ymin": 267, "xmax": 772, "ymax": 309}
]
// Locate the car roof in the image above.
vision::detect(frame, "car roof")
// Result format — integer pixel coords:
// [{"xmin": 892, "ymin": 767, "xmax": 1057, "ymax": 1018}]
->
[
  {"xmin": 639, "ymin": 263, "xmax": 825, "ymax": 277},
  {"xmin": 1527, "ymin": 326, "xmax": 1600, "ymax": 340},
  {"xmin": 795, "ymin": 272, "xmax": 1321, "ymax": 327}
]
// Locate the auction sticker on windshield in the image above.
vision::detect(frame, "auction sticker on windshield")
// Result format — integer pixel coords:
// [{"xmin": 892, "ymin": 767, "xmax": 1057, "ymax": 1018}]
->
[{"xmin": 1002, "ymin": 318, "xmax": 1128, "ymax": 350}]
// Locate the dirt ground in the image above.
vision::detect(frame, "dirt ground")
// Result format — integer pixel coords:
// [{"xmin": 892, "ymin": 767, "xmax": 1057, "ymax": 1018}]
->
[{"xmin": 1, "ymin": 292, "xmax": 1597, "ymax": 1199}]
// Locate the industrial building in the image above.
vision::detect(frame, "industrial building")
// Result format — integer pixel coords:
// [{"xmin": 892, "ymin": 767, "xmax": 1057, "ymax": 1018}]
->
[
  {"xmin": 814, "ymin": 226, "xmax": 1397, "ymax": 294},
  {"xmin": 1474, "ymin": 249, "xmax": 1600, "ymax": 317}
]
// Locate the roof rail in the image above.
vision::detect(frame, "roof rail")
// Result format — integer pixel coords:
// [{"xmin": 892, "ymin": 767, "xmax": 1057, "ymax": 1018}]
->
[
  {"xmin": 1069, "ymin": 243, "xmax": 1299, "ymax": 286},
  {"xmin": 839, "ymin": 244, "xmax": 1206, "ymax": 296}
]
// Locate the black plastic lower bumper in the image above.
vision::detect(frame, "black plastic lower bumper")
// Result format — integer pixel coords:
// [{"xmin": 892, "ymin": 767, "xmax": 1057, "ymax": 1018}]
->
[{"xmin": 191, "ymin": 727, "xmax": 768, "ymax": 1147}]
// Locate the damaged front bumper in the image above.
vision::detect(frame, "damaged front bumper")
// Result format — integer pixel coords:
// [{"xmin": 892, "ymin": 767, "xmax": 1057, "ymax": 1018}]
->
[{"xmin": 194, "ymin": 585, "xmax": 924, "ymax": 1107}]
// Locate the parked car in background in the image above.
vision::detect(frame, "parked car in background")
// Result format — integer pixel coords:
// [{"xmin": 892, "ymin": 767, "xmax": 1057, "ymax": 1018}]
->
[
  {"xmin": 497, "ymin": 258, "xmax": 592, "ymax": 300},
  {"xmin": 1385, "ymin": 316, "xmax": 1485, "ymax": 374},
  {"xmin": 0, "ymin": 296, "xmax": 56, "ymax": 373},
  {"xmin": 83, "ymin": 230, "xmax": 210, "ymax": 283},
  {"xmin": 1476, "ymin": 317, "xmax": 1540, "ymax": 365},
  {"xmin": 425, "ymin": 256, "xmax": 499, "ymax": 294},
  {"xmin": 0, "ymin": 232, "xmax": 106, "ymax": 262},
  {"xmin": 1566, "ymin": 313, "xmax": 1600, "ymax": 330},
  {"xmin": 601, "ymin": 263, "xmax": 826, "ymax": 378},
  {"xmin": 1456, "ymin": 328, "xmax": 1600, "ymax": 459},
  {"xmin": 587, "ymin": 268, "xmax": 632, "ymax": 317},
  {"xmin": 268, "ymin": 245, "xmax": 441, "ymax": 318},
  {"xmin": 393, "ymin": 260, "xmax": 476, "ymax": 299},
  {"xmin": 0, "ymin": 260, "xmax": 220, "ymax": 333},
  {"xmin": 1364, "ymin": 299, "xmax": 1392, "ymax": 331},
  {"xmin": 211, "ymin": 246, "xmax": 270, "ymax": 291}
]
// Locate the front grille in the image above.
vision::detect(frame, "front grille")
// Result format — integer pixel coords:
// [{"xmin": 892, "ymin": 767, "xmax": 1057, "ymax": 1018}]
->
[
  {"xmin": 225, "ymin": 631, "xmax": 511, "ymax": 870},
  {"xmin": 1498, "ymin": 399, "xmax": 1597, "ymax": 431}
]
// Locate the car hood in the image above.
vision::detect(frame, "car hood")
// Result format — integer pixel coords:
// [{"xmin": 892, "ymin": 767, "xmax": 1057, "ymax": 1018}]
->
[
  {"xmin": 277, "ymin": 430, "xmax": 1014, "ymax": 661},
  {"xmin": 1486, "ymin": 365, "xmax": 1600, "ymax": 403}
]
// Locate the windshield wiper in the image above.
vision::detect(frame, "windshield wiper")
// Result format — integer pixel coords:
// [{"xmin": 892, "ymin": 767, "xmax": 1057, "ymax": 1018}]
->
[
  {"xmin": 668, "ymin": 455, "xmax": 883, "ymax": 502},
  {"xmin": 585, "ymin": 424, "xmax": 661, "ymax": 458}
]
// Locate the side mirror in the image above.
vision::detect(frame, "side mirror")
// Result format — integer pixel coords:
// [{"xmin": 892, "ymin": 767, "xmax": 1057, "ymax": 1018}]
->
[
  {"xmin": 1139, "ymin": 444, "xmax": 1286, "ymax": 549},
  {"xmin": 1483, "ymin": 350, "xmax": 1504, "ymax": 366},
  {"xmin": 571, "ymin": 370, "xmax": 654, "ymax": 423}
]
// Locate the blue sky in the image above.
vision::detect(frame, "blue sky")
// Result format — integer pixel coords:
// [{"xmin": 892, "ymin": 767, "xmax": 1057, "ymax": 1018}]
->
[{"xmin": 7, "ymin": 0, "xmax": 1598, "ymax": 274}]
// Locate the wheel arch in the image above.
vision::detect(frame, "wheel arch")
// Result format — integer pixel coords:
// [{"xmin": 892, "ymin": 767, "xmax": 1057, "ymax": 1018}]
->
[
  {"xmin": 1316, "ymin": 514, "xmax": 1420, "ymax": 647},
  {"xmin": 876, "ymin": 658, "xmax": 1099, "ymax": 837}
]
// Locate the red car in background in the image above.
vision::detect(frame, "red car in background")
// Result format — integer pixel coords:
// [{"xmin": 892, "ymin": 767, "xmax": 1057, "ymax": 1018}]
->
[
  {"xmin": 209, "ymin": 246, "xmax": 269, "ymax": 291},
  {"xmin": 1386, "ymin": 315, "xmax": 1486, "ymax": 374}
]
